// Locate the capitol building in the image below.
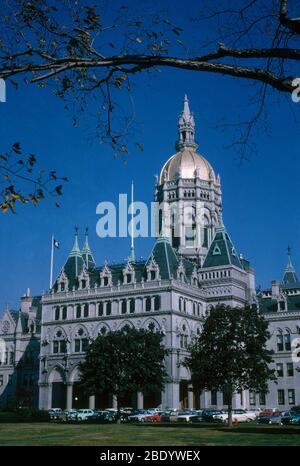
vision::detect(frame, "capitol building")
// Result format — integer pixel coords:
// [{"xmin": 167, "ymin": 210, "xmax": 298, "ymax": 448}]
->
[{"xmin": 0, "ymin": 97, "xmax": 299, "ymax": 412}]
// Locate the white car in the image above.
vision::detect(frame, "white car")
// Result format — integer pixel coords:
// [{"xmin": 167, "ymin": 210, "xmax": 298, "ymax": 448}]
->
[
  {"xmin": 177, "ymin": 410, "xmax": 198, "ymax": 422},
  {"xmin": 214, "ymin": 409, "xmax": 250, "ymax": 423},
  {"xmin": 128, "ymin": 410, "xmax": 151, "ymax": 422},
  {"xmin": 76, "ymin": 409, "xmax": 95, "ymax": 421}
]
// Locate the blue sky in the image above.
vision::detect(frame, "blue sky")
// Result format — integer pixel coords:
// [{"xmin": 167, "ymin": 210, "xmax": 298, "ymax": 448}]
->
[{"xmin": 0, "ymin": 0, "xmax": 299, "ymax": 312}]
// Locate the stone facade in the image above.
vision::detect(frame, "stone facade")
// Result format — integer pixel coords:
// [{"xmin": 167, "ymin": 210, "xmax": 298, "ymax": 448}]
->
[{"xmin": 0, "ymin": 96, "xmax": 299, "ymax": 412}]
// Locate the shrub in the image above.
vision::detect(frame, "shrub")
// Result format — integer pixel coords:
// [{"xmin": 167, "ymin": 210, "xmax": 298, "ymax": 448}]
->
[{"xmin": 16, "ymin": 407, "xmax": 50, "ymax": 422}]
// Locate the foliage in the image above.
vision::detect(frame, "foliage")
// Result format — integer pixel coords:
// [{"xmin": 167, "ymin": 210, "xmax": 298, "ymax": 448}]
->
[
  {"xmin": 0, "ymin": 142, "xmax": 67, "ymax": 213},
  {"xmin": 79, "ymin": 325, "xmax": 169, "ymax": 406},
  {"xmin": 184, "ymin": 304, "xmax": 276, "ymax": 425},
  {"xmin": 15, "ymin": 407, "xmax": 50, "ymax": 422},
  {"xmin": 0, "ymin": 0, "xmax": 298, "ymax": 160}
]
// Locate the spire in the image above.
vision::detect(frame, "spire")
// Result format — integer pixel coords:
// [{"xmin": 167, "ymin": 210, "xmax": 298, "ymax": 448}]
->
[
  {"xmin": 70, "ymin": 227, "xmax": 80, "ymax": 257},
  {"xmin": 129, "ymin": 181, "xmax": 135, "ymax": 262},
  {"xmin": 176, "ymin": 94, "xmax": 197, "ymax": 151},
  {"xmin": 69, "ymin": 227, "xmax": 81, "ymax": 277},
  {"xmin": 282, "ymin": 246, "xmax": 299, "ymax": 286},
  {"xmin": 81, "ymin": 227, "xmax": 96, "ymax": 269}
]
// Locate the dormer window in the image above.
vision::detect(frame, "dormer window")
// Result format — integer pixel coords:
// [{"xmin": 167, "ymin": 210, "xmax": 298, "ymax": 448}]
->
[
  {"xmin": 100, "ymin": 262, "xmax": 112, "ymax": 287},
  {"xmin": 56, "ymin": 269, "xmax": 69, "ymax": 293},
  {"xmin": 123, "ymin": 261, "xmax": 135, "ymax": 284},
  {"xmin": 146, "ymin": 256, "xmax": 160, "ymax": 282},
  {"xmin": 78, "ymin": 267, "xmax": 90, "ymax": 290},
  {"xmin": 213, "ymin": 245, "xmax": 221, "ymax": 256},
  {"xmin": 177, "ymin": 260, "xmax": 185, "ymax": 282}
]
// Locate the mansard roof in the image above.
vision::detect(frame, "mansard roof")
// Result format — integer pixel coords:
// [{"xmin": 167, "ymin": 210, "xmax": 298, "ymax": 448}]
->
[
  {"xmin": 202, "ymin": 225, "xmax": 243, "ymax": 270},
  {"xmin": 146, "ymin": 237, "xmax": 179, "ymax": 279},
  {"xmin": 258, "ymin": 292, "xmax": 300, "ymax": 314}
]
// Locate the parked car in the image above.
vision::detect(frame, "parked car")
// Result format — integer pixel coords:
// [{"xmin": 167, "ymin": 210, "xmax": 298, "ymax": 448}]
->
[
  {"xmin": 202, "ymin": 410, "xmax": 224, "ymax": 423},
  {"xmin": 48, "ymin": 408, "xmax": 63, "ymax": 420},
  {"xmin": 160, "ymin": 410, "xmax": 179, "ymax": 422},
  {"xmin": 76, "ymin": 409, "xmax": 95, "ymax": 421},
  {"xmin": 102, "ymin": 410, "xmax": 119, "ymax": 422},
  {"xmin": 258, "ymin": 408, "xmax": 276, "ymax": 417},
  {"xmin": 258, "ymin": 411, "xmax": 283, "ymax": 425},
  {"xmin": 177, "ymin": 409, "xmax": 198, "ymax": 423},
  {"xmin": 213, "ymin": 409, "xmax": 250, "ymax": 423},
  {"xmin": 190, "ymin": 412, "xmax": 205, "ymax": 423},
  {"xmin": 61, "ymin": 409, "xmax": 78, "ymax": 422},
  {"xmin": 127, "ymin": 409, "xmax": 151, "ymax": 422},
  {"xmin": 143, "ymin": 412, "xmax": 162, "ymax": 422},
  {"xmin": 281, "ymin": 411, "xmax": 300, "ymax": 426}
]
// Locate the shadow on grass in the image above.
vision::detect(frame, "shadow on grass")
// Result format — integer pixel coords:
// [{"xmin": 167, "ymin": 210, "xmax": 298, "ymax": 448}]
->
[{"xmin": 130, "ymin": 422, "xmax": 300, "ymax": 435}]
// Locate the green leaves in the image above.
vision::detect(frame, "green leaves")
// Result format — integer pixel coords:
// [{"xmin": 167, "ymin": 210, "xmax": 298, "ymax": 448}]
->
[
  {"xmin": 0, "ymin": 142, "xmax": 68, "ymax": 214},
  {"xmin": 78, "ymin": 326, "xmax": 169, "ymax": 401},
  {"xmin": 184, "ymin": 304, "xmax": 276, "ymax": 397}
]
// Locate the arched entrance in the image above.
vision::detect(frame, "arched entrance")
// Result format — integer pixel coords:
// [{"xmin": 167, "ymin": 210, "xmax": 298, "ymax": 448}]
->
[{"xmin": 49, "ymin": 367, "xmax": 66, "ymax": 409}]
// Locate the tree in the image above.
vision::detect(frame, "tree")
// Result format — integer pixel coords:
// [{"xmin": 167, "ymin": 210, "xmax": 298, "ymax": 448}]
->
[
  {"xmin": 0, "ymin": 0, "xmax": 299, "ymax": 161},
  {"xmin": 184, "ymin": 304, "xmax": 276, "ymax": 427},
  {"xmin": 0, "ymin": 142, "xmax": 67, "ymax": 213},
  {"xmin": 78, "ymin": 325, "xmax": 169, "ymax": 418}
]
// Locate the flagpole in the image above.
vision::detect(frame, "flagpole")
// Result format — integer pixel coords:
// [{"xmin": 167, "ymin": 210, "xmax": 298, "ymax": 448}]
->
[{"xmin": 50, "ymin": 234, "xmax": 54, "ymax": 289}]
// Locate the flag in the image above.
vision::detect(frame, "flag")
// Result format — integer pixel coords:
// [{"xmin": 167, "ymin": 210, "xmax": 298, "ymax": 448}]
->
[{"xmin": 53, "ymin": 239, "xmax": 60, "ymax": 249}]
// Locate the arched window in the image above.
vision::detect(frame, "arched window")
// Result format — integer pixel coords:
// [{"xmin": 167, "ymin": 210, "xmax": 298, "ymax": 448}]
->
[
  {"xmin": 193, "ymin": 302, "xmax": 197, "ymax": 315},
  {"xmin": 106, "ymin": 301, "xmax": 111, "ymax": 316},
  {"xmin": 284, "ymin": 332, "xmax": 291, "ymax": 351},
  {"xmin": 98, "ymin": 302, "xmax": 103, "ymax": 316},
  {"xmin": 83, "ymin": 304, "xmax": 89, "ymax": 318},
  {"xmin": 74, "ymin": 328, "xmax": 88, "ymax": 353},
  {"xmin": 54, "ymin": 306, "xmax": 60, "ymax": 321},
  {"xmin": 129, "ymin": 299, "xmax": 135, "ymax": 314},
  {"xmin": 154, "ymin": 296, "xmax": 160, "ymax": 311},
  {"xmin": 76, "ymin": 305, "xmax": 81, "ymax": 319},
  {"xmin": 53, "ymin": 329, "xmax": 67, "ymax": 354},
  {"xmin": 179, "ymin": 297, "xmax": 183, "ymax": 312},
  {"xmin": 62, "ymin": 306, "xmax": 67, "ymax": 320},
  {"xmin": 145, "ymin": 297, "xmax": 152, "ymax": 312}
]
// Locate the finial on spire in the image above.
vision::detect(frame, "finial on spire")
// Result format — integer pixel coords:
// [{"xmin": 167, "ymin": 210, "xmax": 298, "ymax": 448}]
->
[
  {"xmin": 176, "ymin": 95, "xmax": 197, "ymax": 151},
  {"xmin": 282, "ymin": 245, "xmax": 299, "ymax": 285},
  {"xmin": 82, "ymin": 226, "xmax": 95, "ymax": 269}
]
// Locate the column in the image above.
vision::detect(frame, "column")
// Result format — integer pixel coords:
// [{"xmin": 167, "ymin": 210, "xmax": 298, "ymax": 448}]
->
[
  {"xmin": 67, "ymin": 383, "xmax": 73, "ymax": 410},
  {"xmin": 161, "ymin": 382, "xmax": 180, "ymax": 410},
  {"xmin": 47, "ymin": 383, "xmax": 52, "ymax": 410},
  {"xmin": 200, "ymin": 390, "xmax": 209, "ymax": 409},
  {"xmin": 137, "ymin": 392, "xmax": 144, "ymax": 410},
  {"xmin": 112, "ymin": 395, "xmax": 118, "ymax": 410},
  {"xmin": 188, "ymin": 385, "xmax": 194, "ymax": 410},
  {"xmin": 89, "ymin": 395, "xmax": 95, "ymax": 409}
]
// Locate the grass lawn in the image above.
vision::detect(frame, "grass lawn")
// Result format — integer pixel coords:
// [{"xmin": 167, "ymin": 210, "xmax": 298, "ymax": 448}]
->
[{"xmin": 0, "ymin": 422, "xmax": 299, "ymax": 446}]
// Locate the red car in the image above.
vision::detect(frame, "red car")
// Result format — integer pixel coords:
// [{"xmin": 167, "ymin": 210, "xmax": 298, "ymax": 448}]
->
[
  {"xmin": 259, "ymin": 409, "xmax": 275, "ymax": 417},
  {"xmin": 143, "ymin": 412, "xmax": 162, "ymax": 422}
]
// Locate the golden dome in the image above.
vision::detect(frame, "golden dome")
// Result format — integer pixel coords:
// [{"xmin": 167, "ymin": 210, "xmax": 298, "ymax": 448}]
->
[{"xmin": 159, "ymin": 149, "xmax": 216, "ymax": 184}]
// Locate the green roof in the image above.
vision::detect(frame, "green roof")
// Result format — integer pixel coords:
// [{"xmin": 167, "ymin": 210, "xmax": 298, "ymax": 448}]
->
[
  {"xmin": 146, "ymin": 237, "xmax": 179, "ymax": 279},
  {"xmin": 202, "ymin": 226, "xmax": 243, "ymax": 269}
]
